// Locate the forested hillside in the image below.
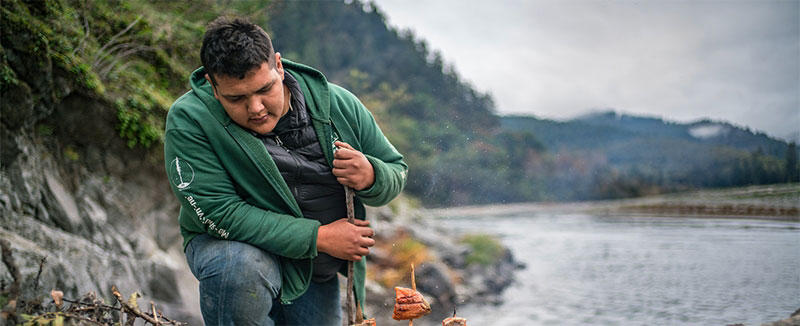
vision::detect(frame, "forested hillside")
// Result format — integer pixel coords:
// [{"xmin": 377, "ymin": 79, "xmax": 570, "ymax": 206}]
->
[
  {"xmin": 2, "ymin": 0, "xmax": 796, "ymax": 208},
  {"xmin": 501, "ymin": 113, "xmax": 798, "ymax": 199}
]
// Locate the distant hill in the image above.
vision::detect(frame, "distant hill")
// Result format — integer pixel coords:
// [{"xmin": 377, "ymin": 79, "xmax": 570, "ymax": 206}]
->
[
  {"xmin": 503, "ymin": 111, "xmax": 788, "ymax": 157},
  {"xmin": 501, "ymin": 112, "xmax": 796, "ymax": 197}
]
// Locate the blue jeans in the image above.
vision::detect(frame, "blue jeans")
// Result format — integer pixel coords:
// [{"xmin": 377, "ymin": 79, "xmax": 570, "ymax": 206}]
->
[{"xmin": 185, "ymin": 234, "xmax": 342, "ymax": 326}]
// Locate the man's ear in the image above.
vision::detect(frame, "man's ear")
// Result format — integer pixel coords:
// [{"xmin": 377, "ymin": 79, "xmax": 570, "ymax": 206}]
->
[
  {"xmin": 275, "ymin": 52, "xmax": 284, "ymax": 81},
  {"xmin": 204, "ymin": 74, "xmax": 220, "ymax": 99}
]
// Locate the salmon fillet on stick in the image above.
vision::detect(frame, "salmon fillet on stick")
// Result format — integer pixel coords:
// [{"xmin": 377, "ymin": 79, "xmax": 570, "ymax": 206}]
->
[{"xmin": 392, "ymin": 264, "xmax": 431, "ymax": 325}]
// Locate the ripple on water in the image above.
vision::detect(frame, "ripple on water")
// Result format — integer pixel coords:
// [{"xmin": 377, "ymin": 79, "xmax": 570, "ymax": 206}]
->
[{"xmin": 440, "ymin": 213, "xmax": 800, "ymax": 325}]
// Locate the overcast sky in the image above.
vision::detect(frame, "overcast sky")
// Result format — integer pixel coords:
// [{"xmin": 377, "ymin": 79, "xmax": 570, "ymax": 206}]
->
[{"xmin": 373, "ymin": 0, "xmax": 800, "ymax": 141}]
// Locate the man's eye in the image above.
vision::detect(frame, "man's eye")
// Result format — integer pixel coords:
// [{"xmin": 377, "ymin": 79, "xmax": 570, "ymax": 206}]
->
[
  {"xmin": 229, "ymin": 97, "xmax": 243, "ymax": 102},
  {"xmin": 257, "ymin": 88, "xmax": 269, "ymax": 94}
]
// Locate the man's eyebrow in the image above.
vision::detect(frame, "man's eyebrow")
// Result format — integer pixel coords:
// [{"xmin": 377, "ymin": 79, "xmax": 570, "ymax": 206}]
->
[
  {"xmin": 256, "ymin": 79, "xmax": 276, "ymax": 92},
  {"xmin": 221, "ymin": 78, "xmax": 276, "ymax": 98}
]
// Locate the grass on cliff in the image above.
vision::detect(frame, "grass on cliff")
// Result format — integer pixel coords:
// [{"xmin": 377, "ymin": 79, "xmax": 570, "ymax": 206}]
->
[{"xmin": 0, "ymin": 0, "xmax": 266, "ymax": 149}]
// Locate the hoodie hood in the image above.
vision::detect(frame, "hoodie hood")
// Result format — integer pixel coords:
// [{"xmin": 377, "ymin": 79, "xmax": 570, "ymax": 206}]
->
[{"xmin": 188, "ymin": 58, "xmax": 332, "ymax": 127}]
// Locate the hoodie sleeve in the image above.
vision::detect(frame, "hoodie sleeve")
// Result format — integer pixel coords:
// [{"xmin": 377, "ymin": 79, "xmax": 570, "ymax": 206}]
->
[
  {"xmin": 330, "ymin": 84, "xmax": 408, "ymax": 206},
  {"xmin": 164, "ymin": 125, "xmax": 320, "ymax": 260}
]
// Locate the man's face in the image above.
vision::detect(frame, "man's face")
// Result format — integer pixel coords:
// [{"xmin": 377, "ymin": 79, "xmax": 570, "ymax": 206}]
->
[{"xmin": 207, "ymin": 54, "xmax": 289, "ymax": 135}]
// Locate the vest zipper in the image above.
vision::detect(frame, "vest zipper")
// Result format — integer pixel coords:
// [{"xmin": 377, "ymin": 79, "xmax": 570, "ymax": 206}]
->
[{"xmin": 273, "ymin": 134, "xmax": 290, "ymax": 152}]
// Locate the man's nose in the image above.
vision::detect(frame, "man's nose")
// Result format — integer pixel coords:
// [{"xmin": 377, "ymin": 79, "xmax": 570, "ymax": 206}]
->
[{"xmin": 247, "ymin": 96, "xmax": 264, "ymax": 113}]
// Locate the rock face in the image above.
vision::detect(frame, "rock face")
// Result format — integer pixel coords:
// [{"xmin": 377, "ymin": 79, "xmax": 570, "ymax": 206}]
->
[{"xmin": 0, "ymin": 77, "xmax": 201, "ymax": 323}]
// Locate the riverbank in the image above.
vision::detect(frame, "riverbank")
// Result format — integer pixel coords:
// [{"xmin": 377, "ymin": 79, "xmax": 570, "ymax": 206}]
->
[
  {"xmin": 430, "ymin": 183, "xmax": 800, "ymax": 222},
  {"xmin": 357, "ymin": 195, "xmax": 523, "ymax": 325}
]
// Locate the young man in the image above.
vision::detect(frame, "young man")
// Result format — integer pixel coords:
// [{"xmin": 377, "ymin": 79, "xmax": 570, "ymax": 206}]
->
[{"xmin": 164, "ymin": 15, "xmax": 407, "ymax": 325}]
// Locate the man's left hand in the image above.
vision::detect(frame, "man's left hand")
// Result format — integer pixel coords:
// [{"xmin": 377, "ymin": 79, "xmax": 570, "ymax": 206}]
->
[{"xmin": 333, "ymin": 141, "xmax": 375, "ymax": 190}]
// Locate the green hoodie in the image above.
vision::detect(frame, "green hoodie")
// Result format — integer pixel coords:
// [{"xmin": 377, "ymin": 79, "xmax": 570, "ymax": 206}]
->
[{"xmin": 164, "ymin": 59, "xmax": 407, "ymax": 304}]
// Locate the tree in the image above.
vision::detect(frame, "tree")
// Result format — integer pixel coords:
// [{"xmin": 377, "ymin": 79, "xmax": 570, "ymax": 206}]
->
[{"xmin": 786, "ymin": 142, "xmax": 799, "ymax": 182}]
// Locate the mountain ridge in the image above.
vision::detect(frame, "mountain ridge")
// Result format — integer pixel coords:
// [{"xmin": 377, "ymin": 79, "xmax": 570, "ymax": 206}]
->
[{"xmin": 501, "ymin": 110, "xmax": 791, "ymax": 158}]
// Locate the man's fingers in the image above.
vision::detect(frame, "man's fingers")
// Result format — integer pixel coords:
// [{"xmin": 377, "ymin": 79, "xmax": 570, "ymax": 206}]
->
[
  {"xmin": 334, "ymin": 141, "xmax": 355, "ymax": 151},
  {"xmin": 336, "ymin": 176, "xmax": 353, "ymax": 187},
  {"xmin": 332, "ymin": 159, "xmax": 352, "ymax": 170},
  {"xmin": 334, "ymin": 148, "xmax": 358, "ymax": 160},
  {"xmin": 360, "ymin": 227, "xmax": 374, "ymax": 238},
  {"xmin": 356, "ymin": 246, "xmax": 370, "ymax": 256},
  {"xmin": 353, "ymin": 219, "xmax": 370, "ymax": 226},
  {"xmin": 361, "ymin": 237, "xmax": 375, "ymax": 248}
]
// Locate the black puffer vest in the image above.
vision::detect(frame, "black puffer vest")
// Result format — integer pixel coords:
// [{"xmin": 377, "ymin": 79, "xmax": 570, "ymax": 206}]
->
[{"xmin": 257, "ymin": 72, "xmax": 346, "ymax": 282}]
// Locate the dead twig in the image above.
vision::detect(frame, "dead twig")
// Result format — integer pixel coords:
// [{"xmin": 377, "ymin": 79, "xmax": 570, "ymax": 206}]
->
[
  {"xmin": 34, "ymin": 255, "xmax": 47, "ymax": 293},
  {"xmin": 151, "ymin": 301, "xmax": 161, "ymax": 326},
  {"xmin": 111, "ymin": 285, "xmax": 162, "ymax": 325},
  {"xmin": 0, "ymin": 245, "xmax": 185, "ymax": 326},
  {"xmin": 63, "ymin": 295, "xmax": 185, "ymax": 326}
]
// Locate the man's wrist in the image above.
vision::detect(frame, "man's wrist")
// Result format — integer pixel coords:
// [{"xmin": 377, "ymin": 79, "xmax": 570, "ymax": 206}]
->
[{"xmin": 316, "ymin": 223, "xmax": 332, "ymax": 255}]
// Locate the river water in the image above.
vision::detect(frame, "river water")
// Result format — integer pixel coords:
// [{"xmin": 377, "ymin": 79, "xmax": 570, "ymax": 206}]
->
[{"xmin": 437, "ymin": 213, "xmax": 800, "ymax": 325}]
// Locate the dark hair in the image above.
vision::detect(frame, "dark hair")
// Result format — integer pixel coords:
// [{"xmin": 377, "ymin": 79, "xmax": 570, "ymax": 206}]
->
[{"xmin": 200, "ymin": 15, "xmax": 275, "ymax": 84}]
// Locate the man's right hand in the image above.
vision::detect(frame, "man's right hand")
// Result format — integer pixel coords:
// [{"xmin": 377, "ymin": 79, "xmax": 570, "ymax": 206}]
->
[{"xmin": 316, "ymin": 218, "xmax": 375, "ymax": 261}]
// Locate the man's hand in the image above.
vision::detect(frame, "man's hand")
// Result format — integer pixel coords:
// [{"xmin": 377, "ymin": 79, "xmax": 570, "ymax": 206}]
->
[
  {"xmin": 317, "ymin": 218, "xmax": 375, "ymax": 261},
  {"xmin": 333, "ymin": 141, "xmax": 375, "ymax": 190}
]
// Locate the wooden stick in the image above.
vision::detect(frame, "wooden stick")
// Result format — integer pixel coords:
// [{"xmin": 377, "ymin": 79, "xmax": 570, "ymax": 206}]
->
[
  {"xmin": 345, "ymin": 186, "xmax": 356, "ymax": 325},
  {"xmin": 411, "ymin": 263, "xmax": 416, "ymax": 291},
  {"xmin": 410, "ymin": 263, "xmax": 416, "ymax": 326}
]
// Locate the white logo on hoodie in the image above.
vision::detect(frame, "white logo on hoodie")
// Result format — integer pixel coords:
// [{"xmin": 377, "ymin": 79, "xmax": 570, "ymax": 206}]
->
[{"xmin": 169, "ymin": 157, "xmax": 195, "ymax": 190}]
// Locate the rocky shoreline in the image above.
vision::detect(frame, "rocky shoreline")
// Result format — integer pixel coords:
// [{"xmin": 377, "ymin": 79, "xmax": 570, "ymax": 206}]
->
[{"xmin": 357, "ymin": 198, "xmax": 524, "ymax": 325}]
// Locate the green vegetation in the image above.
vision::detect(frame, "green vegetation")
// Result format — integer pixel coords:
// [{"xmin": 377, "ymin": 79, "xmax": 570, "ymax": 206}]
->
[
  {"xmin": 460, "ymin": 234, "xmax": 505, "ymax": 266},
  {"xmin": 63, "ymin": 146, "xmax": 79, "ymax": 161},
  {"xmin": 20, "ymin": 313, "xmax": 65, "ymax": 326}
]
